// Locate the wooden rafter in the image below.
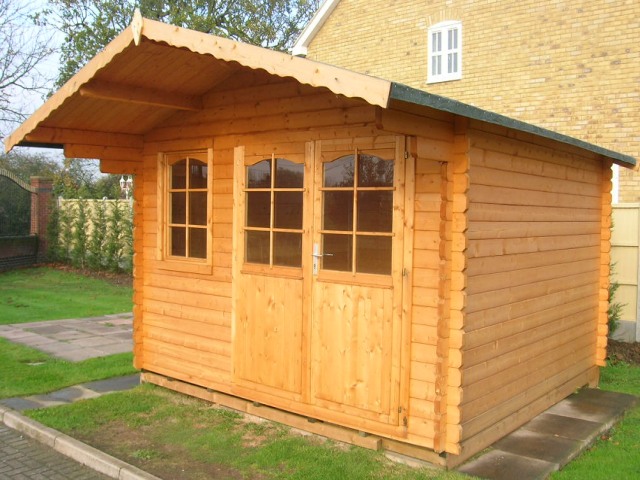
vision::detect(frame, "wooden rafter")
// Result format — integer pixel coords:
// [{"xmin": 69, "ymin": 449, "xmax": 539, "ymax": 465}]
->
[
  {"xmin": 25, "ymin": 127, "xmax": 143, "ymax": 149},
  {"xmin": 79, "ymin": 81, "xmax": 203, "ymax": 111}
]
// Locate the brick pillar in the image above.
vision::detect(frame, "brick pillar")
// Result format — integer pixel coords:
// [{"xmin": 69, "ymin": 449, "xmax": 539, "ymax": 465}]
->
[{"xmin": 30, "ymin": 177, "xmax": 53, "ymax": 262}]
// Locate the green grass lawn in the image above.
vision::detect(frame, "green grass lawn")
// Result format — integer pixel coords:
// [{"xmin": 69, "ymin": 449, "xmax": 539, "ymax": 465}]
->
[
  {"xmin": 26, "ymin": 384, "xmax": 466, "ymax": 480},
  {"xmin": 0, "ymin": 338, "xmax": 137, "ymax": 398},
  {"xmin": 0, "ymin": 266, "xmax": 133, "ymax": 324},
  {"xmin": 23, "ymin": 364, "xmax": 639, "ymax": 480}
]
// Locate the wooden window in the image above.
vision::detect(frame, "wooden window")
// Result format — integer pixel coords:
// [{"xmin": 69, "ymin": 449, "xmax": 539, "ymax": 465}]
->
[
  {"xmin": 244, "ymin": 155, "xmax": 304, "ymax": 268},
  {"xmin": 320, "ymin": 151, "xmax": 394, "ymax": 275},
  {"xmin": 158, "ymin": 150, "xmax": 212, "ymax": 272},
  {"xmin": 428, "ymin": 20, "xmax": 462, "ymax": 84}
]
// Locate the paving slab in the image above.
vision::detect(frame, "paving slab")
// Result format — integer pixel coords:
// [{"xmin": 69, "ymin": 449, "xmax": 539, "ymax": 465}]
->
[
  {"xmin": 458, "ymin": 449, "xmax": 558, "ymax": 480},
  {"xmin": 522, "ymin": 413, "xmax": 602, "ymax": 441},
  {"xmin": 493, "ymin": 429, "xmax": 584, "ymax": 465},
  {"xmin": 0, "ymin": 313, "xmax": 133, "ymax": 362},
  {"xmin": 457, "ymin": 388, "xmax": 638, "ymax": 479},
  {"xmin": 82, "ymin": 374, "xmax": 140, "ymax": 393}
]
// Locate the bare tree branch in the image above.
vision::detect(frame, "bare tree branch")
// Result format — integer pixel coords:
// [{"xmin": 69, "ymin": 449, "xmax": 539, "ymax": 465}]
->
[{"xmin": 0, "ymin": 0, "xmax": 55, "ymax": 138}]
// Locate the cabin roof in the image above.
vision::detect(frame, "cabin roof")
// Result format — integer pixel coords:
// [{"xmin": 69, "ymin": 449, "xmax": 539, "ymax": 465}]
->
[{"xmin": 4, "ymin": 12, "xmax": 635, "ymax": 168}]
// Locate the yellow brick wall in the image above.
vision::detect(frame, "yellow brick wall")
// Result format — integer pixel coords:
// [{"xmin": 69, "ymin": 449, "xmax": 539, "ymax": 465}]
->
[{"xmin": 307, "ymin": 0, "xmax": 640, "ymax": 200}]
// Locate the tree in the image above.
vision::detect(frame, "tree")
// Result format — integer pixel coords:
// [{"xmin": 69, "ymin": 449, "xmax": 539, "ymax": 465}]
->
[
  {"xmin": 0, "ymin": 0, "xmax": 54, "ymax": 134},
  {"xmin": 37, "ymin": 0, "xmax": 321, "ymax": 87}
]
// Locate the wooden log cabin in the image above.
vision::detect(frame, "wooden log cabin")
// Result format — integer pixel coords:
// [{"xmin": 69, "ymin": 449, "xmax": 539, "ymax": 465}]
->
[{"xmin": 5, "ymin": 13, "xmax": 635, "ymax": 467}]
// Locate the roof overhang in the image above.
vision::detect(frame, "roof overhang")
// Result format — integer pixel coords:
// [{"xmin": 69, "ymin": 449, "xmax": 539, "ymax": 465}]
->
[
  {"xmin": 5, "ymin": 11, "xmax": 635, "ymax": 169},
  {"xmin": 4, "ymin": 10, "xmax": 392, "ymax": 155}
]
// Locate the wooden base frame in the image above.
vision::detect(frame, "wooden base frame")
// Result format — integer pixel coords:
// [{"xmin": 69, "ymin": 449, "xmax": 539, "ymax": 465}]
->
[{"xmin": 141, "ymin": 371, "xmax": 449, "ymax": 468}]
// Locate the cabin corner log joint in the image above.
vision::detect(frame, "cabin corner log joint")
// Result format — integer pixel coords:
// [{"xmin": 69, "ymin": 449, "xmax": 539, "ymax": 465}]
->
[{"xmin": 5, "ymin": 15, "xmax": 635, "ymax": 468}]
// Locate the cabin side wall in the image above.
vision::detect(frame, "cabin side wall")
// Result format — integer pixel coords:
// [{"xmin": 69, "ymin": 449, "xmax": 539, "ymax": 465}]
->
[{"xmin": 458, "ymin": 121, "xmax": 610, "ymax": 457}]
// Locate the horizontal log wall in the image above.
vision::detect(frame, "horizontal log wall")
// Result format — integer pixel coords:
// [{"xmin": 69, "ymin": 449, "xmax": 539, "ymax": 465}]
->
[
  {"xmin": 458, "ymin": 122, "xmax": 605, "ymax": 457},
  {"xmin": 130, "ymin": 71, "xmax": 455, "ymax": 453}
]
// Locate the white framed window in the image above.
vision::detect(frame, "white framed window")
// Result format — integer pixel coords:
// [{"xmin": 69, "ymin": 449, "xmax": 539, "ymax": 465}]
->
[{"xmin": 427, "ymin": 20, "xmax": 462, "ymax": 84}]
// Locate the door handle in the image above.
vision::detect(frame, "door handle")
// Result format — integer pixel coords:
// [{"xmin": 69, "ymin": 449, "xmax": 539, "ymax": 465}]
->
[{"xmin": 312, "ymin": 244, "xmax": 333, "ymax": 275}]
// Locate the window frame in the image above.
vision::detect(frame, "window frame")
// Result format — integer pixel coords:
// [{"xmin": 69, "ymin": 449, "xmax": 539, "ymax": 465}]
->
[
  {"xmin": 157, "ymin": 149, "xmax": 213, "ymax": 274},
  {"xmin": 235, "ymin": 147, "xmax": 310, "ymax": 280},
  {"xmin": 427, "ymin": 20, "xmax": 462, "ymax": 84},
  {"xmin": 318, "ymin": 150, "xmax": 395, "ymax": 277}
]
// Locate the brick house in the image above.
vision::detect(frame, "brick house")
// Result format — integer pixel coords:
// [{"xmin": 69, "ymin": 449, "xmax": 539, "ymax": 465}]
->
[{"xmin": 293, "ymin": 0, "xmax": 640, "ymax": 201}]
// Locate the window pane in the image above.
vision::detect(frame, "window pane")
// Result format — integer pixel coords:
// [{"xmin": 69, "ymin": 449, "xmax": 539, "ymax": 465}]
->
[
  {"xmin": 275, "ymin": 159, "xmax": 304, "ymax": 188},
  {"xmin": 171, "ymin": 192, "xmax": 186, "ymax": 224},
  {"xmin": 322, "ymin": 234, "xmax": 352, "ymax": 272},
  {"xmin": 274, "ymin": 232, "xmax": 302, "ymax": 267},
  {"xmin": 246, "ymin": 230, "xmax": 270, "ymax": 264},
  {"xmin": 189, "ymin": 192, "xmax": 207, "ymax": 226},
  {"xmin": 324, "ymin": 155, "xmax": 354, "ymax": 187},
  {"xmin": 170, "ymin": 227, "xmax": 186, "ymax": 256},
  {"xmin": 189, "ymin": 228, "xmax": 207, "ymax": 258},
  {"xmin": 356, "ymin": 236, "xmax": 391, "ymax": 275},
  {"xmin": 189, "ymin": 159, "xmax": 207, "ymax": 188},
  {"xmin": 247, "ymin": 160, "xmax": 271, "ymax": 188},
  {"xmin": 246, "ymin": 191, "xmax": 271, "ymax": 228},
  {"xmin": 171, "ymin": 160, "xmax": 186, "ymax": 189},
  {"xmin": 274, "ymin": 191, "xmax": 302, "ymax": 229},
  {"xmin": 432, "ymin": 31, "xmax": 441, "ymax": 52},
  {"xmin": 323, "ymin": 191, "xmax": 353, "ymax": 231},
  {"xmin": 357, "ymin": 191, "xmax": 393, "ymax": 232},
  {"xmin": 358, "ymin": 155, "xmax": 394, "ymax": 187}
]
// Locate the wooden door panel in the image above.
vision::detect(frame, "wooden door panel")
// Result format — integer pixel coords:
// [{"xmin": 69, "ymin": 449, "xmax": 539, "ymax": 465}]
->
[
  {"xmin": 235, "ymin": 274, "xmax": 304, "ymax": 394},
  {"xmin": 311, "ymin": 282, "xmax": 394, "ymax": 419}
]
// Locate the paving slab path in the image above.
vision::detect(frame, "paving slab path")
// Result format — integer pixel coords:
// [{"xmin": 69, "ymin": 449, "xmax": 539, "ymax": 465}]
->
[{"xmin": 0, "ymin": 313, "xmax": 133, "ymax": 362}]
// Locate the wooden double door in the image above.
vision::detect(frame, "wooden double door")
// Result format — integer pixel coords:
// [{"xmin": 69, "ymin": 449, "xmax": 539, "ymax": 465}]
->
[{"xmin": 233, "ymin": 137, "xmax": 407, "ymax": 428}]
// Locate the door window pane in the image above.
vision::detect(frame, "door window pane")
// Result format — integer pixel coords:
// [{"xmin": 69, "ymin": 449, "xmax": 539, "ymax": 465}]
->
[
  {"xmin": 171, "ymin": 160, "xmax": 186, "ymax": 189},
  {"xmin": 246, "ymin": 192, "xmax": 271, "ymax": 228},
  {"xmin": 244, "ymin": 155, "xmax": 304, "ymax": 269},
  {"xmin": 274, "ymin": 232, "xmax": 302, "ymax": 267},
  {"xmin": 275, "ymin": 159, "xmax": 304, "ymax": 188},
  {"xmin": 189, "ymin": 159, "xmax": 208, "ymax": 188},
  {"xmin": 358, "ymin": 155, "xmax": 393, "ymax": 187},
  {"xmin": 274, "ymin": 192, "xmax": 302, "ymax": 229},
  {"xmin": 323, "ymin": 191, "xmax": 353, "ymax": 231},
  {"xmin": 322, "ymin": 234, "xmax": 352, "ymax": 272},
  {"xmin": 356, "ymin": 236, "xmax": 392, "ymax": 275},
  {"xmin": 357, "ymin": 191, "xmax": 393, "ymax": 232},
  {"xmin": 246, "ymin": 231, "xmax": 270, "ymax": 264},
  {"xmin": 320, "ymin": 150, "xmax": 394, "ymax": 276},
  {"xmin": 247, "ymin": 160, "xmax": 271, "ymax": 188},
  {"xmin": 323, "ymin": 155, "xmax": 354, "ymax": 187}
]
